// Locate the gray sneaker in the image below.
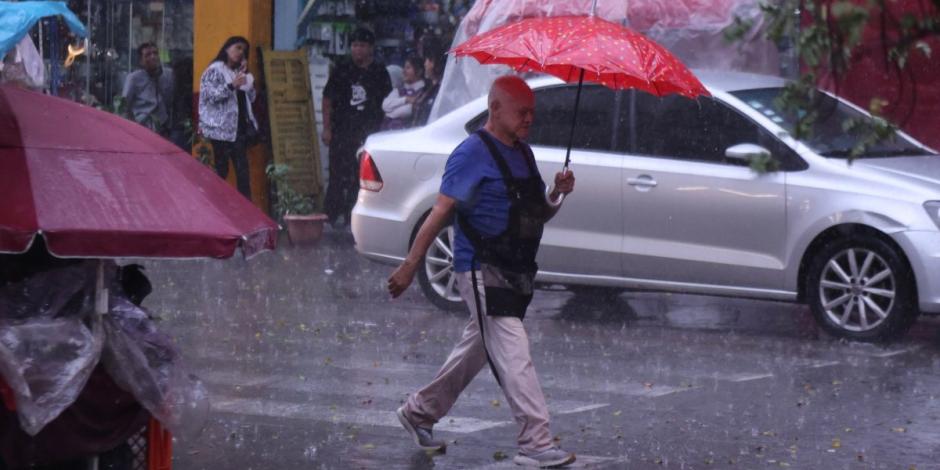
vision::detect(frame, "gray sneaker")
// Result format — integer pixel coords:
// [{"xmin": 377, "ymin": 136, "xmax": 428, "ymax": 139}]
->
[
  {"xmin": 395, "ymin": 407, "xmax": 446, "ymax": 452},
  {"xmin": 513, "ymin": 447, "xmax": 576, "ymax": 468}
]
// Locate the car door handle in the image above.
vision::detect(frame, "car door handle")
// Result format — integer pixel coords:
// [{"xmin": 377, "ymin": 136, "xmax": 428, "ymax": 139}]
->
[{"xmin": 627, "ymin": 176, "xmax": 658, "ymax": 188}]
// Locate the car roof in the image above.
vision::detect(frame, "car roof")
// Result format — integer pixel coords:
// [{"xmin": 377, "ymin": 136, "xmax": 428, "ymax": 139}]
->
[
  {"xmin": 692, "ymin": 69, "xmax": 787, "ymax": 92},
  {"xmin": 525, "ymin": 69, "xmax": 787, "ymax": 94}
]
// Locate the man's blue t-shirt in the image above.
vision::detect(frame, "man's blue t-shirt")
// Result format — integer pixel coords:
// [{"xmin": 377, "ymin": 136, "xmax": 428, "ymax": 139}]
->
[{"xmin": 439, "ymin": 131, "xmax": 545, "ymax": 272}]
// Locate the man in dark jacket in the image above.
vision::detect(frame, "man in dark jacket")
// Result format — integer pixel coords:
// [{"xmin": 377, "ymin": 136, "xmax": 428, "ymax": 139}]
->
[{"xmin": 321, "ymin": 27, "xmax": 392, "ymax": 227}]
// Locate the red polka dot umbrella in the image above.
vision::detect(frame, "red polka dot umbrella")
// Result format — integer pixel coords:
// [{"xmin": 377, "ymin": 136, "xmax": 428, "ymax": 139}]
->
[{"xmin": 451, "ymin": 13, "xmax": 710, "ymax": 168}]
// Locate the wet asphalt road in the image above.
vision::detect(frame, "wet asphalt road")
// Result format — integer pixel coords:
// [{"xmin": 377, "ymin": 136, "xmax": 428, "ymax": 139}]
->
[{"xmin": 142, "ymin": 230, "xmax": 940, "ymax": 469}]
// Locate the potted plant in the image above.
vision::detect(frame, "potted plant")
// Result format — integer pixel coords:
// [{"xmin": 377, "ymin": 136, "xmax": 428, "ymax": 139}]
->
[{"xmin": 265, "ymin": 163, "xmax": 327, "ymax": 246}]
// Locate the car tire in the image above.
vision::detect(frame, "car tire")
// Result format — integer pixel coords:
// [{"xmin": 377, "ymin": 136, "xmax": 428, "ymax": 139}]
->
[
  {"xmin": 416, "ymin": 224, "xmax": 465, "ymax": 312},
  {"xmin": 806, "ymin": 235, "xmax": 918, "ymax": 342}
]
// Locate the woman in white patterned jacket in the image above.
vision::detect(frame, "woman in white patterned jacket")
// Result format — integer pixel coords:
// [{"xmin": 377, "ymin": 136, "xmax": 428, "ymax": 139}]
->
[{"xmin": 198, "ymin": 36, "xmax": 259, "ymax": 199}]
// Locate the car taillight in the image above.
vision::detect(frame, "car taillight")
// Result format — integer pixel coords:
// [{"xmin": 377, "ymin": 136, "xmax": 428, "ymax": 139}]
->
[{"xmin": 359, "ymin": 150, "xmax": 383, "ymax": 192}]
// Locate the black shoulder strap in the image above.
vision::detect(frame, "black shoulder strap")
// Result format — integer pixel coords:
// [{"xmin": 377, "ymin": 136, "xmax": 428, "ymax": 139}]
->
[
  {"xmin": 475, "ymin": 130, "xmax": 517, "ymax": 186},
  {"xmin": 517, "ymin": 142, "xmax": 540, "ymax": 179}
]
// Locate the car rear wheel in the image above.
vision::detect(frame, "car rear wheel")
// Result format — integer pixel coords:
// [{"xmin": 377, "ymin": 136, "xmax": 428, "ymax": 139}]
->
[
  {"xmin": 806, "ymin": 236, "xmax": 918, "ymax": 341},
  {"xmin": 417, "ymin": 225, "xmax": 465, "ymax": 311}
]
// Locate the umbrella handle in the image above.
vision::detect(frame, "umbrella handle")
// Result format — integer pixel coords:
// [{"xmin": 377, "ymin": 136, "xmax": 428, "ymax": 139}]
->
[{"xmin": 547, "ymin": 166, "xmax": 569, "ymax": 207}]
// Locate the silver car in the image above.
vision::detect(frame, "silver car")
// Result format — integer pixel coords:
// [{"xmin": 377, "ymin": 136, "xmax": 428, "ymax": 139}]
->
[{"xmin": 351, "ymin": 71, "xmax": 940, "ymax": 341}]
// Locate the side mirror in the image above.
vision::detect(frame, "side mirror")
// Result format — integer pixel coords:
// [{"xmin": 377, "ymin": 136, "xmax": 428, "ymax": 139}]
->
[{"xmin": 725, "ymin": 143, "xmax": 771, "ymax": 162}]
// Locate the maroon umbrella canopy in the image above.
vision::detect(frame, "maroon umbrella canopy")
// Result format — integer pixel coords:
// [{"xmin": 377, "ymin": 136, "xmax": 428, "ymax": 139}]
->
[{"xmin": 0, "ymin": 85, "xmax": 277, "ymax": 259}]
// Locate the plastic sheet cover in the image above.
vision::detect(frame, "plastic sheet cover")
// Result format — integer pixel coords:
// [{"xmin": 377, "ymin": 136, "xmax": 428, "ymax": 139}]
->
[
  {"xmin": 0, "ymin": 262, "xmax": 103, "ymax": 436},
  {"xmin": 101, "ymin": 297, "xmax": 209, "ymax": 439},
  {"xmin": 0, "ymin": 262, "xmax": 208, "ymax": 437},
  {"xmin": 430, "ymin": 0, "xmax": 779, "ymax": 121},
  {"xmin": 0, "ymin": 36, "xmax": 45, "ymax": 89}
]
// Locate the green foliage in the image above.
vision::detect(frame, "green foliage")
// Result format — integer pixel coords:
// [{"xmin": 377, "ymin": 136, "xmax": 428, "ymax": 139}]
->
[
  {"xmin": 194, "ymin": 136, "xmax": 213, "ymax": 167},
  {"xmin": 775, "ymin": 75, "xmax": 819, "ymax": 140},
  {"xmin": 111, "ymin": 95, "xmax": 125, "ymax": 115},
  {"xmin": 722, "ymin": 15, "xmax": 755, "ymax": 43},
  {"xmin": 176, "ymin": 118, "xmax": 213, "ymax": 167},
  {"xmin": 732, "ymin": 0, "xmax": 940, "ymax": 164},
  {"xmin": 265, "ymin": 163, "xmax": 317, "ymax": 219},
  {"xmin": 841, "ymin": 98, "xmax": 899, "ymax": 158}
]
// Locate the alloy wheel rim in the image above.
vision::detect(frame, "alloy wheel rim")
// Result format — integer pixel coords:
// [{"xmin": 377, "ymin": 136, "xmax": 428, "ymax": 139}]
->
[
  {"xmin": 819, "ymin": 248, "xmax": 896, "ymax": 332},
  {"xmin": 425, "ymin": 226, "xmax": 461, "ymax": 303}
]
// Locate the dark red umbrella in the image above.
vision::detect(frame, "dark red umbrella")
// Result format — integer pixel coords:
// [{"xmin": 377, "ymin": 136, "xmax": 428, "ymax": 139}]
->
[
  {"xmin": 0, "ymin": 85, "xmax": 278, "ymax": 259},
  {"xmin": 451, "ymin": 10, "xmax": 710, "ymax": 169}
]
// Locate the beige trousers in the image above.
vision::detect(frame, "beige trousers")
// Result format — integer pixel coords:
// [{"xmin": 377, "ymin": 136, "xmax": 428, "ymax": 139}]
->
[{"xmin": 402, "ymin": 271, "xmax": 553, "ymax": 453}]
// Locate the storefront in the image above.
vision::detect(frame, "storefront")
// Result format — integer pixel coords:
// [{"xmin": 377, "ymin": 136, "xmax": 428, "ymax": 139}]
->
[
  {"xmin": 25, "ymin": 0, "xmax": 193, "ymax": 115},
  {"xmin": 288, "ymin": 0, "xmax": 469, "ymax": 63}
]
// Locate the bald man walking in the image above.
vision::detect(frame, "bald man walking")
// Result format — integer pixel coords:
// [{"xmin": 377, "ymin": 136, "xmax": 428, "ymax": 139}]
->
[{"xmin": 388, "ymin": 76, "xmax": 576, "ymax": 467}]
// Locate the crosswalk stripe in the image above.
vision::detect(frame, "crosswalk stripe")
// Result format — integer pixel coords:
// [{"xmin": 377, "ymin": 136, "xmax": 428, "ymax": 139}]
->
[
  {"xmin": 199, "ymin": 364, "xmax": 690, "ymax": 404},
  {"xmin": 865, "ymin": 345, "xmax": 920, "ymax": 358},
  {"xmin": 210, "ymin": 396, "xmax": 610, "ymax": 434},
  {"xmin": 726, "ymin": 372, "xmax": 775, "ymax": 382},
  {"xmin": 210, "ymin": 396, "xmax": 510, "ymax": 433},
  {"xmin": 468, "ymin": 454, "xmax": 618, "ymax": 469}
]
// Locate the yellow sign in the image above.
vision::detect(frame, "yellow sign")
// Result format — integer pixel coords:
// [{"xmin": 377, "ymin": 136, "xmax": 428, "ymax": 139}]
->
[{"xmin": 261, "ymin": 48, "xmax": 324, "ymax": 202}]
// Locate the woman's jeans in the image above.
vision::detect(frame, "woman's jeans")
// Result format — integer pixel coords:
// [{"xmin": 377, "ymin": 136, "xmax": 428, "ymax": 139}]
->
[{"xmin": 210, "ymin": 136, "xmax": 251, "ymax": 200}]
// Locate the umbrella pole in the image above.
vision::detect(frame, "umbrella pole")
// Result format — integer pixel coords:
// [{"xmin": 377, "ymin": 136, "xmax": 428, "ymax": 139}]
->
[
  {"xmin": 95, "ymin": 260, "xmax": 108, "ymax": 316},
  {"xmin": 563, "ymin": 69, "xmax": 586, "ymax": 170}
]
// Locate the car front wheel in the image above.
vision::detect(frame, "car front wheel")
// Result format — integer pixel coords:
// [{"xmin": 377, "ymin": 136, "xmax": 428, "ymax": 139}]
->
[
  {"xmin": 417, "ymin": 225, "xmax": 465, "ymax": 311},
  {"xmin": 806, "ymin": 236, "xmax": 918, "ymax": 341}
]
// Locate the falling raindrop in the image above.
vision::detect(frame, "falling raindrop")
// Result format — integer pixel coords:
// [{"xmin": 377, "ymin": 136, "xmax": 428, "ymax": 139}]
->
[{"xmin": 303, "ymin": 445, "xmax": 318, "ymax": 461}]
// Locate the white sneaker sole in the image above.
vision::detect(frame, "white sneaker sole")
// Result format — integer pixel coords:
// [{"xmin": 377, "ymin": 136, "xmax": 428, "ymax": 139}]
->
[
  {"xmin": 513, "ymin": 452, "xmax": 576, "ymax": 468},
  {"xmin": 395, "ymin": 407, "xmax": 445, "ymax": 451}
]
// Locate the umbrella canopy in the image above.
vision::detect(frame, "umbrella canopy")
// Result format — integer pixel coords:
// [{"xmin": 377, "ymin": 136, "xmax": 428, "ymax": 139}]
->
[
  {"xmin": 452, "ymin": 13, "xmax": 711, "ymax": 170},
  {"xmin": 451, "ymin": 14, "xmax": 709, "ymax": 99},
  {"xmin": 0, "ymin": 85, "xmax": 278, "ymax": 259}
]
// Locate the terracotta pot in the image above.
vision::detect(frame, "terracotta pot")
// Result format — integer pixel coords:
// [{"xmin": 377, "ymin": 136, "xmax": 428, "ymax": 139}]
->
[{"xmin": 283, "ymin": 213, "xmax": 328, "ymax": 246}]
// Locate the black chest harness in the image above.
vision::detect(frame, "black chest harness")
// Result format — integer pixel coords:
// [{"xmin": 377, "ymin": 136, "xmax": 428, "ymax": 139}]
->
[
  {"xmin": 457, "ymin": 130, "xmax": 550, "ymax": 385},
  {"xmin": 457, "ymin": 130, "xmax": 550, "ymax": 317}
]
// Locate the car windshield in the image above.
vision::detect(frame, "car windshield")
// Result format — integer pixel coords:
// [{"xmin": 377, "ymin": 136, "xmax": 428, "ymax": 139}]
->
[{"xmin": 730, "ymin": 88, "xmax": 934, "ymax": 158}]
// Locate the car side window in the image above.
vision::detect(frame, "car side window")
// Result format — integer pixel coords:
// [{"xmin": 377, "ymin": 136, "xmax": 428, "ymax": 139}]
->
[
  {"xmin": 629, "ymin": 93, "xmax": 763, "ymax": 166},
  {"xmin": 528, "ymin": 85, "xmax": 618, "ymax": 152}
]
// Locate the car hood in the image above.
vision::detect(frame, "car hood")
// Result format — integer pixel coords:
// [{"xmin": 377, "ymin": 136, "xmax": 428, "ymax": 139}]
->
[{"xmin": 855, "ymin": 155, "xmax": 940, "ymax": 190}]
